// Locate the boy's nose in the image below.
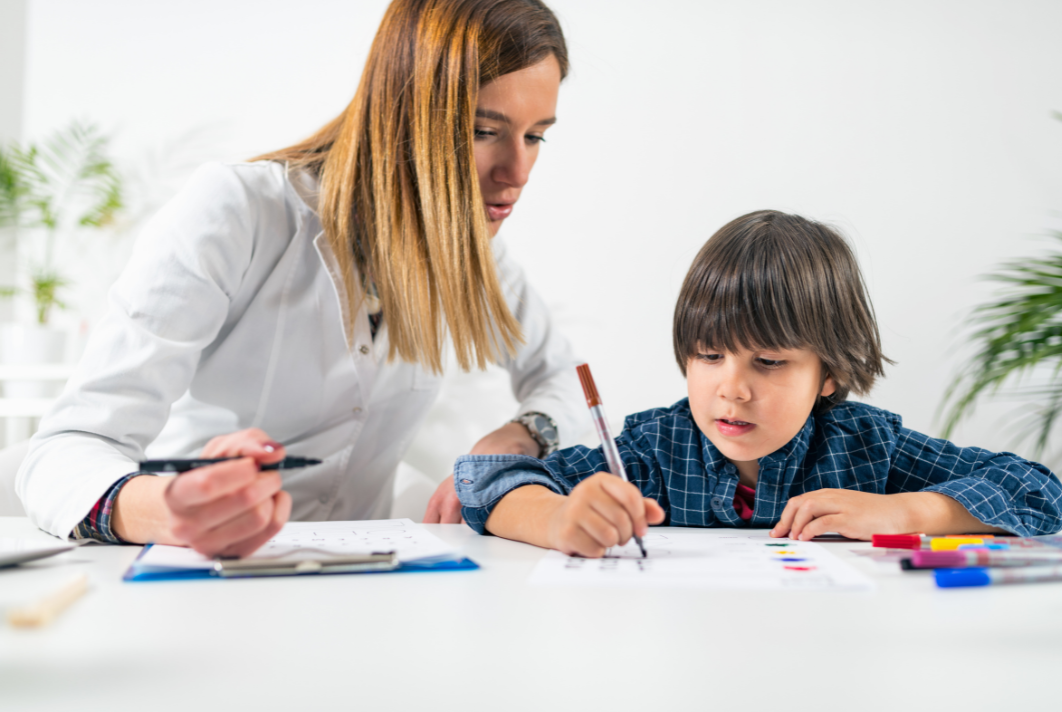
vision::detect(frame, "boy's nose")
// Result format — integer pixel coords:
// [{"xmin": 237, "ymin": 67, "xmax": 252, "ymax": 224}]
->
[{"xmin": 718, "ymin": 368, "xmax": 752, "ymax": 402}]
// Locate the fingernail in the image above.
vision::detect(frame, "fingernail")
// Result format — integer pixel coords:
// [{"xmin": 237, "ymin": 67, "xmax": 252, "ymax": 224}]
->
[{"xmin": 263, "ymin": 441, "xmax": 282, "ymax": 452}]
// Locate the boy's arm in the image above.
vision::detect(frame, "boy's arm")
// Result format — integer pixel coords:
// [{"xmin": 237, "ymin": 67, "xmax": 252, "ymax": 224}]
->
[
  {"xmin": 454, "ymin": 436, "xmax": 668, "ymax": 556},
  {"xmin": 773, "ymin": 424, "xmax": 1062, "ymax": 541},
  {"xmin": 485, "ymin": 477, "xmax": 664, "ymax": 557}
]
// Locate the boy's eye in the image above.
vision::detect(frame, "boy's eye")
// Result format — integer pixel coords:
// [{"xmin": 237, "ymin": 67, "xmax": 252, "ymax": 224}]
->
[
  {"xmin": 696, "ymin": 353, "xmax": 722, "ymax": 363},
  {"xmin": 757, "ymin": 358, "xmax": 786, "ymax": 368},
  {"xmin": 525, "ymin": 134, "xmax": 546, "ymax": 144}
]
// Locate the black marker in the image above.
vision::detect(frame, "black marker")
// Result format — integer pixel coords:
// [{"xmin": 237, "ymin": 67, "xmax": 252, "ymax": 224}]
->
[{"xmin": 139, "ymin": 456, "xmax": 323, "ymax": 473}]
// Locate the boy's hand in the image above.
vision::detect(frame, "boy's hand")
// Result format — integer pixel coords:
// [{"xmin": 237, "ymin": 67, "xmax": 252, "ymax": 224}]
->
[
  {"xmin": 769, "ymin": 489, "xmax": 913, "ymax": 541},
  {"xmin": 546, "ymin": 473, "xmax": 665, "ymax": 557}
]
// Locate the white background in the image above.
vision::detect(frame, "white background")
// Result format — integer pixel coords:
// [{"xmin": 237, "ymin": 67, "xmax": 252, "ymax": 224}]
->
[{"xmin": 8, "ymin": 0, "xmax": 1062, "ymax": 476}]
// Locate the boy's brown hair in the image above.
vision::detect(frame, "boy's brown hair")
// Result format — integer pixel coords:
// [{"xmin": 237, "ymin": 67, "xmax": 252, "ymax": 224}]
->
[{"xmin": 673, "ymin": 210, "xmax": 889, "ymax": 409}]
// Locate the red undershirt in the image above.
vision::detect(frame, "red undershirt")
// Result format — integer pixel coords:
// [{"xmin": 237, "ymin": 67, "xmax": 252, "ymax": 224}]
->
[{"xmin": 733, "ymin": 483, "xmax": 756, "ymax": 521}]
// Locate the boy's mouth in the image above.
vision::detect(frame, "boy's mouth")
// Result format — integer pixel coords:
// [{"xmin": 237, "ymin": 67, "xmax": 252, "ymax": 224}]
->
[{"xmin": 715, "ymin": 418, "xmax": 756, "ymax": 436}]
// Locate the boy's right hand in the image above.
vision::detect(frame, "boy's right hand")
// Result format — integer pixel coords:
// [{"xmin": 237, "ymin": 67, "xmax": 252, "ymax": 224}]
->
[{"xmin": 546, "ymin": 472, "xmax": 665, "ymax": 558}]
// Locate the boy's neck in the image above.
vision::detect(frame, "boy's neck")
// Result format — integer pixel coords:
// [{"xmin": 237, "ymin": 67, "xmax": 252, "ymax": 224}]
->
[{"xmin": 732, "ymin": 459, "xmax": 759, "ymax": 488}]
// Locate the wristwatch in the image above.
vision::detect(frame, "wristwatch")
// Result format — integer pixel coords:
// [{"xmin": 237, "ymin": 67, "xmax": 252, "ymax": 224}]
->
[{"xmin": 510, "ymin": 411, "xmax": 560, "ymax": 458}]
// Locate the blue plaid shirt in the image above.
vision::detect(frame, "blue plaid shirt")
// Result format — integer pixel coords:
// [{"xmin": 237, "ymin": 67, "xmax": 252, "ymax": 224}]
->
[{"xmin": 455, "ymin": 399, "xmax": 1062, "ymax": 537}]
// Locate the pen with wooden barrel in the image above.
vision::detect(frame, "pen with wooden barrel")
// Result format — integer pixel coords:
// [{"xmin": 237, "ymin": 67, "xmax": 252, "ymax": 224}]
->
[{"xmin": 575, "ymin": 363, "xmax": 647, "ymax": 558}]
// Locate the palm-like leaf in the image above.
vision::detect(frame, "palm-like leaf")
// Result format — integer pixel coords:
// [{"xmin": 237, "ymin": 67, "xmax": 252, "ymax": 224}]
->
[
  {"xmin": 941, "ymin": 232, "xmax": 1062, "ymax": 457},
  {"xmin": 12, "ymin": 120, "xmax": 123, "ymax": 236},
  {"xmin": 0, "ymin": 147, "xmax": 23, "ymax": 228}
]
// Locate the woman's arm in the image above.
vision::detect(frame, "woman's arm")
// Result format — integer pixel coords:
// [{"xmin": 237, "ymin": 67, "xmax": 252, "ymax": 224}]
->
[{"xmin": 16, "ymin": 163, "xmax": 287, "ymax": 544}]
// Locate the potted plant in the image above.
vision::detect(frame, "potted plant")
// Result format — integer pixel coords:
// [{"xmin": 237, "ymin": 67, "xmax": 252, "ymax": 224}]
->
[
  {"xmin": 941, "ymin": 233, "xmax": 1062, "ymax": 461},
  {"xmin": 0, "ymin": 121, "xmax": 122, "ymax": 397}
]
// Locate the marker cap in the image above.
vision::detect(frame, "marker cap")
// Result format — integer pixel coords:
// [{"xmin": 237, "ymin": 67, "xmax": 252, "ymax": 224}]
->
[{"xmin": 935, "ymin": 567, "xmax": 992, "ymax": 588}]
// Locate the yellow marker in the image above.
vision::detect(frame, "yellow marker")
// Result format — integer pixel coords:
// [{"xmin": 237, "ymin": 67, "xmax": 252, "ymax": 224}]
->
[
  {"xmin": 7, "ymin": 574, "xmax": 88, "ymax": 628},
  {"xmin": 930, "ymin": 537, "xmax": 984, "ymax": 551}
]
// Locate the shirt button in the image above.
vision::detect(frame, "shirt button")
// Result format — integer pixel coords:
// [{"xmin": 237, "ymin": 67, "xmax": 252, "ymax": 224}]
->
[
  {"xmin": 359, "ymin": 345, "xmax": 370, "ymax": 355},
  {"xmin": 319, "ymin": 494, "xmax": 329, "ymax": 504}
]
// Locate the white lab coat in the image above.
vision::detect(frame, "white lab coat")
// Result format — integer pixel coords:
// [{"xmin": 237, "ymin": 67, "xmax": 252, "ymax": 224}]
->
[{"xmin": 17, "ymin": 161, "xmax": 583, "ymax": 538}]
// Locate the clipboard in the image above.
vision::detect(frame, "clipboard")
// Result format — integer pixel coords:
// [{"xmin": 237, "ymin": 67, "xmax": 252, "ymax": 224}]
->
[
  {"xmin": 122, "ymin": 545, "xmax": 479, "ymax": 582},
  {"xmin": 122, "ymin": 519, "xmax": 480, "ymax": 582},
  {"xmin": 213, "ymin": 551, "xmax": 399, "ymax": 578}
]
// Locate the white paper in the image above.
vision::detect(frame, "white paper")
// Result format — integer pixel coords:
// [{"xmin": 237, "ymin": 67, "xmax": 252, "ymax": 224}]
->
[
  {"xmin": 529, "ymin": 529, "xmax": 875, "ymax": 591},
  {"xmin": 135, "ymin": 519, "xmax": 457, "ymax": 573}
]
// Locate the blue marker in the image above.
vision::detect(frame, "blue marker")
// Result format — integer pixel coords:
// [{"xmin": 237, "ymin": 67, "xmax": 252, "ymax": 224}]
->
[{"xmin": 935, "ymin": 565, "xmax": 1062, "ymax": 588}]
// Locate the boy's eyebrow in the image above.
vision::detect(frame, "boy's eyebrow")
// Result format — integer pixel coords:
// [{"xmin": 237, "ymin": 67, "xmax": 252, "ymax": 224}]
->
[{"xmin": 475, "ymin": 108, "xmax": 556, "ymax": 127}]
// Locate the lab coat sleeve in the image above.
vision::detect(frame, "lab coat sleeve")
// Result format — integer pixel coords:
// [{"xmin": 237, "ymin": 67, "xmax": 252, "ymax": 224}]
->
[
  {"xmin": 16, "ymin": 162, "xmax": 260, "ymax": 538},
  {"xmin": 491, "ymin": 237, "xmax": 586, "ymax": 448}
]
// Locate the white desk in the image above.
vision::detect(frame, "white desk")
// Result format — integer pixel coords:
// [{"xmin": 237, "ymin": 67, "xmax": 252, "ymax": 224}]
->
[{"xmin": 0, "ymin": 517, "xmax": 1059, "ymax": 712}]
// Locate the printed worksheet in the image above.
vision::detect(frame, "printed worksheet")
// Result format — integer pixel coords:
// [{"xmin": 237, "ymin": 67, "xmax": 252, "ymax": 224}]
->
[
  {"xmin": 529, "ymin": 528, "xmax": 875, "ymax": 591},
  {"xmin": 135, "ymin": 518, "xmax": 455, "ymax": 573}
]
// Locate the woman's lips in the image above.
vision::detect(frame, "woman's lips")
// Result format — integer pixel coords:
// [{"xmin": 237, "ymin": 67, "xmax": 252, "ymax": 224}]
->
[
  {"xmin": 486, "ymin": 203, "xmax": 513, "ymax": 221},
  {"xmin": 715, "ymin": 418, "xmax": 756, "ymax": 437}
]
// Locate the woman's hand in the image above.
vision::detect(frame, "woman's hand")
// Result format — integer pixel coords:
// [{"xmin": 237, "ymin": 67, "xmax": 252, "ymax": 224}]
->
[
  {"xmin": 769, "ymin": 489, "xmax": 1004, "ymax": 541},
  {"xmin": 114, "ymin": 428, "xmax": 293, "ymax": 557},
  {"xmin": 544, "ymin": 473, "xmax": 665, "ymax": 557},
  {"xmin": 423, "ymin": 422, "xmax": 539, "ymax": 524}
]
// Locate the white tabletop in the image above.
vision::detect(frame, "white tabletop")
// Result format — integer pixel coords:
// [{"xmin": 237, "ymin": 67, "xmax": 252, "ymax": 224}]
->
[{"xmin": 0, "ymin": 516, "xmax": 1059, "ymax": 712}]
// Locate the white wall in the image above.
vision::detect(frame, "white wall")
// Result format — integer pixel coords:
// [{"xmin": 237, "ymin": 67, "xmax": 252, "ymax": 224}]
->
[{"xmin": 19, "ymin": 0, "xmax": 1062, "ymax": 475}]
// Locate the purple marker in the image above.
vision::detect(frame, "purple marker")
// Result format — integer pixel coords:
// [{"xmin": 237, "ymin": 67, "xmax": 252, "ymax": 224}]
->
[
  {"xmin": 935, "ymin": 565, "xmax": 1062, "ymax": 588},
  {"xmin": 912, "ymin": 550, "xmax": 1062, "ymax": 569}
]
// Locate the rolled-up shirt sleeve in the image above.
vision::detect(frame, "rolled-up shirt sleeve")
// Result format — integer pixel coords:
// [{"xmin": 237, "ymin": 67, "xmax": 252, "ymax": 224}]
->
[
  {"xmin": 455, "ymin": 428, "xmax": 669, "ymax": 534},
  {"xmin": 887, "ymin": 426, "xmax": 1062, "ymax": 537}
]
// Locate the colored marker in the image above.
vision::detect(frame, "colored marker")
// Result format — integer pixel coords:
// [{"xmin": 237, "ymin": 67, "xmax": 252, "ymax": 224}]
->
[
  {"xmin": 910, "ymin": 550, "xmax": 1062, "ymax": 569},
  {"xmin": 575, "ymin": 363, "xmax": 646, "ymax": 558},
  {"xmin": 935, "ymin": 565, "xmax": 1062, "ymax": 588},
  {"xmin": 872, "ymin": 533, "xmax": 996, "ymax": 550},
  {"xmin": 139, "ymin": 456, "xmax": 322, "ymax": 473}
]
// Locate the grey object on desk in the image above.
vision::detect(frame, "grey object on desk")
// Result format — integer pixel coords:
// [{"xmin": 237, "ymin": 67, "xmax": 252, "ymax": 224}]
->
[{"xmin": 0, "ymin": 539, "xmax": 76, "ymax": 569}]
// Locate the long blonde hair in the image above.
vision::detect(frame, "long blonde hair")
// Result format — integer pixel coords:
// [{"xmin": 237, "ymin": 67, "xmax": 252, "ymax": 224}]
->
[{"xmin": 256, "ymin": 0, "xmax": 568, "ymax": 373}]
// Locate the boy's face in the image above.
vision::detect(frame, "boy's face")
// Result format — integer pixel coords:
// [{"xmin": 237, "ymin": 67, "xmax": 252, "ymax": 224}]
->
[{"xmin": 686, "ymin": 346, "xmax": 836, "ymax": 466}]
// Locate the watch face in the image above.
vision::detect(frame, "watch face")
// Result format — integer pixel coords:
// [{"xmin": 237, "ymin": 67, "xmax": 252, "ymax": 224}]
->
[{"xmin": 532, "ymin": 415, "xmax": 557, "ymax": 442}]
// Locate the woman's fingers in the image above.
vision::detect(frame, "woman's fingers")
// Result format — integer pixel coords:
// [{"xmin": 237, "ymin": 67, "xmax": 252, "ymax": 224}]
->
[
  {"xmin": 423, "ymin": 477, "xmax": 463, "ymax": 524},
  {"xmin": 201, "ymin": 427, "xmax": 285, "ymax": 466},
  {"xmin": 215, "ymin": 491, "xmax": 293, "ymax": 559},
  {"xmin": 186, "ymin": 490, "xmax": 286, "ymax": 558},
  {"xmin": 166, "ymin": 458, "xmax": 262, "ymax": 509},
  {"xmin": 170, "ymin": 470, "xmax": 283, "ymax": 537}
]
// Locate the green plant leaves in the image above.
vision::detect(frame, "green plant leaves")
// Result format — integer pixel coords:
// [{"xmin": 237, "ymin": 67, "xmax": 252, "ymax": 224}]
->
[
  {"xmin": 1, "ymin": 121, "xmax": 123, "ymax": 324},
  {"xmin": 941, "ymin": 231, "xmax": 1062, "ymax": 457}
]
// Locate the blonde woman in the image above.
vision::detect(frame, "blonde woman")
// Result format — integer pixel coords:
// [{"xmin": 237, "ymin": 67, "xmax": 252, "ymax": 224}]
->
[{"xmin": 17, "ymin": 0, "xmax": 583, "ymax": 557}]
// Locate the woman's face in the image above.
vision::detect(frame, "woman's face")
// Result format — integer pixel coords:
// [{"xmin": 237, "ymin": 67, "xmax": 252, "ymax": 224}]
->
[{"xmin": 474, "ymin": 54, "xmax": 561, "ymax": 236}]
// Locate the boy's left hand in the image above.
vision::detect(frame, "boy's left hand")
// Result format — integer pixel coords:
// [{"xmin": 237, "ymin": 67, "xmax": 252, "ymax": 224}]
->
[{"xmin": 770, "ymin": 489, "xmax": 913, "ymax": 541}]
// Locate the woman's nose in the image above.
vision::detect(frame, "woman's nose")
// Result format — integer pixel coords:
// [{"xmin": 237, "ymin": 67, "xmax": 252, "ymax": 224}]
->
[{"xmin": 492, "ymin": 140, "xmax": 533, "ymax": 188}]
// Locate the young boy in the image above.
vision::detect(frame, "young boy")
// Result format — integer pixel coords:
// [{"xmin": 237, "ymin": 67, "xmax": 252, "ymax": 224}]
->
[{"xmin": 453, "ymin": 210, "xmax": 1062, "ymax": 557}]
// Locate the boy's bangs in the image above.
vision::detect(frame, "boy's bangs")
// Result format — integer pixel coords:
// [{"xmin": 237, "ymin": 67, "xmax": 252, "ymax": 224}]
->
[{"xmin": 676, "ymin": 235, "xmax": 813, "ymax": 362}]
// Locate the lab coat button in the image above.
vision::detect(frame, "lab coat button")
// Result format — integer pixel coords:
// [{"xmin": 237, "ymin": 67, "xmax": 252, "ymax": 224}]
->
[
  {"xmin": 353, "ymin": 407, "xmax": 362, "ymax": 414},
  {"xmin": 319, "ymin": 494, "xmax": 329, "ymax": 504},
  {"xmin": 359, "ymin": 345, "xmax": 370, "ymax": 355}
]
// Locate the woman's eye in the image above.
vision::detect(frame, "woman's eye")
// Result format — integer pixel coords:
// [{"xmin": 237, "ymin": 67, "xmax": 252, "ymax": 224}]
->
[{"xmin": 473, "ymin": 127, "xmax": 496, "ymax": 139}]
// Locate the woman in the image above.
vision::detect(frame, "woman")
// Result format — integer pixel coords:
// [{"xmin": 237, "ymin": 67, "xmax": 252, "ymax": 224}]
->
[{"xmin": 16, "ymin": 0, "xmax": 583, "ymax": 557}]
